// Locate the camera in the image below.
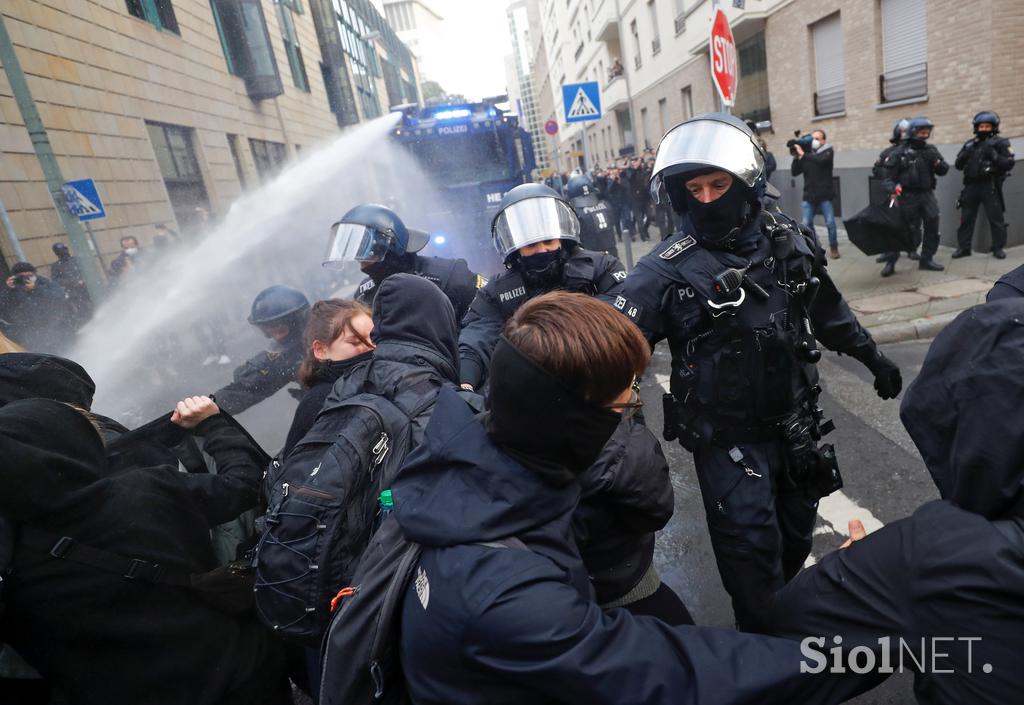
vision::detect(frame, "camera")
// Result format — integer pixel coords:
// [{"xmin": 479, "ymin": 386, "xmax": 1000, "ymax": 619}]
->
[{"xmin": 786, "ymin": 130, "xmax": 815, "ymax": 157}]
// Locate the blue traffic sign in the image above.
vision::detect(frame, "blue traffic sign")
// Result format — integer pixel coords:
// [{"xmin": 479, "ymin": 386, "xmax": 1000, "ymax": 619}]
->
[
  {"xmin": 562, "ymin": 81, "xmax": 602, "ymax": 123},
  {"xmin": 62, "ymin": 178, "xmax": 106, "ymax": 222}
]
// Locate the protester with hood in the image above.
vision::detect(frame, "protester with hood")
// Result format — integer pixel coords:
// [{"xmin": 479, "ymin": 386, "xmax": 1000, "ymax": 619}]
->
[
  {"xmin": 394, "ymin": 292, "xmax": 869, "ymax": 705},
  {"xmin": 281, "ymin": 299, "xmax": 375, "ymax": 457},
  {"xmin": 616, "ymin": 112, "xmax": 901, "ymax": 632},
  {"xmin": 987, "ymin": 262, "xmax": 1024, "ymax": 301},
  {"xmin": 0, "ymin": 398, "xmax": 289, "ymax": 705},
  {"xmin": 0, "ymin": 261, "xmax": 72, "ymax": 353},
  {"xmin": 767, "ymin": 299, "xmax": 1024, "ymax": 704},
  {"xmin": 325, "ymin": 203, "xmax": 484, "ymax": 323},
  {"xmin": 458, "ymin": 183, "xmax": 626, "ymax": 391}
]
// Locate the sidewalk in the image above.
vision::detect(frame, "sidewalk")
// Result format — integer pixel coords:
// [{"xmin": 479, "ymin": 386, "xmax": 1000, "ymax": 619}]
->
[
  {"xmin": 820, "ymin": 225, "xmax": 1021, "ymax": 343},
  {"xmin": 622, "ymin": 224, "xmax": 1021, "ymax": 343}
]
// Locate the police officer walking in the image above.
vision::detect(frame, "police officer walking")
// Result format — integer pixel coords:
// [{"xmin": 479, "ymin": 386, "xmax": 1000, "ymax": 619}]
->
[
  {"xmin": 566, "ymin": 173, "xmax": 619, "ymax": 259},
  {"xmin": 458, "ymin": 184, "xmax": 626, "ymax": 391},
  {"xmin": 953, "ymin": 110, "xmax": 1016, "ymax": 260},
  {"xmin": 614, "ymin": 113, "xmax": 902, "ymax": 632},
  {"xmin": 873, "ymin": 119, "xmax": 917, "ymax": 267},
  {"xmin": 213, "ymin": 285, "xmax": 309, "ymax": 415},
  {"xmin": 324, "ymin": 204, "xmax": 484, "ymax": 322},
  {"xmin": 878, "ymin": 116, "xmax": 949, "ymax": 277}
]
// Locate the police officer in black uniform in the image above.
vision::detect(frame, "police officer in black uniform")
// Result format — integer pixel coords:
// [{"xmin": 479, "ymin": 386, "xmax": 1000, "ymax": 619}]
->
[
  {"xmin": 873, "ymin": 118, "xmax": 916, "ymax": 267},
  {"xmin": 953, "ymin": 110, "xmax": 1016, "ymax": 260},
  {"xmin": 324, "ymin": 203, "xmax": 484, "ymax": 322},
  {"xmin": 879, "ymin": 116, "xmax": 949, "ymax": 277},
  {"xmin": 566, "ymin": 173, "xmax": 619, "ymax": 259},
  {"xmin": 614, "ymin": 113, "xmax": 902, "ymax": 632},
  {"xmin": 458, "ymin": 183, "xmax": 626, "ymax": 391},
  {"xmin": 213, "ymin": 285, "xmax": 309, "ymax": 415}
]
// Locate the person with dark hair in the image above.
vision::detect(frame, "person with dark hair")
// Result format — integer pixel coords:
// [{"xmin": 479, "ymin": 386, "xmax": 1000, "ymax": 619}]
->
[
  {"xmin": 0, "ymin": 397, "xmax": 289, "ymax": 705},
  {"xmin": 767, "ymin": 300, "xmax": 1024, "ymax": 705},
  {"xmin": 791, "ymin": 129, "xmax": 839, "ymax": 259},
  {"xmin": 324, "ymin": 203, "xmax": 484, "ymax": 322},
  {"xmin": 616, "ymin": 113, "xmax": 900, "ymax": 632},
  {"xmin": 0, "ymin": 261, "xmax": 71, "ymax": 353},
  {"xmin": 49, "ymin": 242, "xmax": 93, "ymax": 325},
  {"xmin": 458, "ymin": 183, "xmax": 626, "ymax": 392},
  {"xmin": 213, "ymin": 285, "xmax": 310, "ymax": 415},
  {"xmin": 393, "ymin": 291, "xmax": 867, "ymax": 705},
  {"xmin": 108, "ymin": 235, "xmax": 141, "ymax": 283},
  {"xmin": 953, "ymin": 110, "xmax": 1015, "ymax": 259},
  {"xmin": 281, "ymin": 299, "xmax": 375, "ymax": 458}
]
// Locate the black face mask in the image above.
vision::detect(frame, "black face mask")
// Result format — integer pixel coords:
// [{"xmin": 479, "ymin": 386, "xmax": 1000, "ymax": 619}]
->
[
  {"xmin": 517, "ymin": 248, "xmax": 566, "ymax": 290},
  {"xmin": 683, "ymin": 182, "xmax": 752, "ymax": 248},
  {"xmin": 976, "ymin": 130, "xmax": 993, "ymax": 140},
  {"xmin": 362, "ymin": 252, "xmax": 414, "ymax": 284},
  {"xmin": 487, "ymin": 337, "xmax": 623, "ymax": 484}
]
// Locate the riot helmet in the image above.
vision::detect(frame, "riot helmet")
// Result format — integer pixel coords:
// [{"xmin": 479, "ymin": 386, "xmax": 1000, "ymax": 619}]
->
[
  {"xmin": 491, "ymin": 183, "xmax": 581, "ymax": 264},
  {"xmin": 973, "ymin": 110, "xmax": 1000, "ymax": 136},
  {"xmin": 248, "ymin": 284, "xmax": 310, "ymax": 343},
  {"xmin": 565, "ymin": 173, "xmax": 595, "ymax": 200},
  {"xmin": 324, "ymin": 203, "xmax": 429, "ymax": 268},
  {"xmin": 908, "ymin": 116, "xmax": 934, "ymax": 145},
  {"xmin": 891, "ymin": 117, "xmax": 911, "ymax": 144}
]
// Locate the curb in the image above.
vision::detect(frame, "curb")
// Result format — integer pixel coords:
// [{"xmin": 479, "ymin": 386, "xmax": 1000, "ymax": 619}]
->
[{"xmin": 865, "ymin": 310, "xmax": 962, "ymax": 345}]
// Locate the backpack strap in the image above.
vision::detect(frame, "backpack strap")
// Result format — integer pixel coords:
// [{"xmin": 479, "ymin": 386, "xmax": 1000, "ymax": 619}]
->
[{"xmin": 18, "ymin": 527, "xmax": 194, "ymax": 586}]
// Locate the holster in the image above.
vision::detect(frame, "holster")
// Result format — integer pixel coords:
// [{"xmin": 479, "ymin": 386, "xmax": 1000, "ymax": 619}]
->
[{"xmin": 662, "ymin": 393, "xmax": 702, "ymax": 452}]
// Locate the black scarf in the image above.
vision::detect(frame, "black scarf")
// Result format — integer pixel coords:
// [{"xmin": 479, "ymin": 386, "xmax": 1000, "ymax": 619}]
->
[
  {"xmin": 517, "ymin": 249, "xmax": 567, "ymax": 291},
  {"xmin": 683, "ymin": 181, "xmax": 754, "ymax": 249}
]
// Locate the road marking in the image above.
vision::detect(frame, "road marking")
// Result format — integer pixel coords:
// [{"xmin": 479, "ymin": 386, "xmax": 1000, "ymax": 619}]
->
[{"xmin": 655, "ymin": 373, "xmax": 671, "ymax": 391}]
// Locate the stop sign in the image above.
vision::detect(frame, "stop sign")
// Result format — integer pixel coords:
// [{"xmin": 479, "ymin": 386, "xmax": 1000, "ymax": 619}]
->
[{"xmin": 709, "ymin": 9, "xmax": 738, "ymax": 107}]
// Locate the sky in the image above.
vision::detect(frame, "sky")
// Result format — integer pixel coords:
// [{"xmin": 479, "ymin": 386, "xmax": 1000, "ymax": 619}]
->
[{"xmin": 423, "ymin": 0, "xmax": 513, "ymax": 100}]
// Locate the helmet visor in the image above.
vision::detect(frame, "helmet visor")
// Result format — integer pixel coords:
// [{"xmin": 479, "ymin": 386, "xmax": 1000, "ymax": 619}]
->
[
  {"xmin": 323, "ymin": 223, "xmax": 391, "ymax": 267},
  {"xmin": 650, "ymin": 118, "xmax": 764, "ymax": 203},
  {"xmin": 492, "ymin": 198, "xmax": 580, "ymax": 259}
]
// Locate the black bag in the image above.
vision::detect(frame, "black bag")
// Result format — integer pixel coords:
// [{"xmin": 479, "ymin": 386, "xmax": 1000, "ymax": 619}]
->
[
  {"xmin": 844, "ymin": 201, "xmax": 915, "ymax": 255},
  {"xmin": 253, "ymin": 379, "xmax": 436, "ymax": 646},
  {"xmin": 318, "ymin": 516, "xmax": 527, "ymax": 705}
]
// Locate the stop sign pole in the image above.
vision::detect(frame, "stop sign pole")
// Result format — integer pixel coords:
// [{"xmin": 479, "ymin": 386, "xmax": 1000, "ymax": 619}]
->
[{"xmin": 710, "ymin": 8, "xmax": 738, "ymax": 112}]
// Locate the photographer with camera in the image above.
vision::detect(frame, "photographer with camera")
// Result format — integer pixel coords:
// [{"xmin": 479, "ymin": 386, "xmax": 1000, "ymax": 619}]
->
[
  {"xmin": 0, "ymin": 262, "xmax": 72, "ymax": 354},
  {"xmin": 790, "ymin": 130, "xmax": 840, "ymax": 259},
  {"xmin": 953, "ymin": 111, "xmax": 1016, "ymax": 259}
]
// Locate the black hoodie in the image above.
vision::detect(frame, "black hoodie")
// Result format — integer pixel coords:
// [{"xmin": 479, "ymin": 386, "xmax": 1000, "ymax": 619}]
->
[{"xmin": 768, "ymin": 300, "xmax": 1024, "ymax": 705}]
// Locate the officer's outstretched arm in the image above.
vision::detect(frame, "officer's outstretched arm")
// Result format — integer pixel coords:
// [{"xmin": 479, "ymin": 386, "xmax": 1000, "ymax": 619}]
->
[
  {"xmin": 594, "ymin": 255, "xmax": 628, "ymax": 296},
  {"xmin": 609, "ymin": 265, "xmax": 670, "ymax": 347},
  {"xmin": 212, "ymin": 355, "xmax": 287, "ymax": 416},
  {"xmin": 458, "ymin": 289, "xmax": 504, "ymax": 390}
]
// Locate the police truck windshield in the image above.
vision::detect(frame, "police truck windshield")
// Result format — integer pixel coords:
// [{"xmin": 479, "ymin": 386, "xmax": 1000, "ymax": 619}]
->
[{"xmin": 407, "ymin": 132, "xmax": 510, "ymax": 186}]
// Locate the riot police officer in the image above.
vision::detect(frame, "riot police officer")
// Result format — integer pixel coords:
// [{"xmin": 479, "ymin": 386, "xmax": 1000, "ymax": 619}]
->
[
  {"xmin": 873, "ymin": 118, "xmax": 916, "ymax": 267},
  {"xmin": 953, "ymin": 111, "xmax": 1016, "ymax": 260},
  {"xmin": 213, "ymin": 285, "xmax": 309, "ymax": 415},
  {"xmin": 324, "ymin": 203, "xmax": 484, "ymax": 322},
  {"xmin": 614, "ymin": 113, "xmax": 902, "ymax": 632},
  {"xmin": 879, "ymin": 116, "xmax": 949, "ymax": 276},
  {"xmin": 458, "ymin": 184, "xmax": 626, "ymax": 391},
  {"xmin": 566, "ymin": 173, "xmax": 619, "ymax": 259}
]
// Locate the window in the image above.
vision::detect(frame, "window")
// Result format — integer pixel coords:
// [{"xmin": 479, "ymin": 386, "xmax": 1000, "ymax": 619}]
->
[
  {"xmin": 277, "ymin": 0, "xmax": 310, "ymax": 91},
  {"xmin": 657, "ymin": 97, "xmax": 667, "ymax": 139},
  {"xmin": 681, "ymin": 86, "xmax": 693, "ymax": 120},
  {"xmin": 880, "ymin": 0, "xmax": 927, "ymax": 102},
  {"xmin": 674, "ymin": 0, "xmax": 686, "ymax": 35},
  {"xmin": 640, "ymin": 106, "xmax": 649, "ymax": 149},
  {"xmin": 648, "ymin": 1, "xmax": 661, "ymax": 55},
  {"xmin": 146, "ymin": 122, "xmax": 211, "ymax": 230},
  {"xmin": 126, "ymin": 0, "xmax": 180, "ymax": 34},
  {"xmin": 211, "ymin": 0, "xmax": 283, "ymax": 100},
  {"xmin": 734, "ymin": 32, "xmax": 771, "ymax": 124},
  {"xmin": 812, "ymin": 14, "xmax": 845, "ymax": 115},
  {"xmin": 630, "ymin": 20, "xmax": 641, "ymax": 69},
  {"xmin": 249, "ymin": 138, "xmax": 288, "ymax": 179},
  {"xmin": 227, "ymin": 134, "xmax": 247, "ymax": 187}
]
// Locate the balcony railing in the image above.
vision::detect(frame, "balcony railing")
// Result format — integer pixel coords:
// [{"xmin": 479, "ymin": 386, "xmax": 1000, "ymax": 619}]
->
[
  {"xmin": 674, "ymin": 13, "xmax": 686, "ymax": 35},
  {"xmin": 814, "ymin": 85, "xmax": 846, "ymax": 116},
  {"xmin": 879, "ymin": 62, "xmax": 927, "ymax": 104}
]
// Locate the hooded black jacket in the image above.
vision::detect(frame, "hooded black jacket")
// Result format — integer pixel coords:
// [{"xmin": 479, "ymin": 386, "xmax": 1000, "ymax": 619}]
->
[
  {"xmin": 767, "ymin": 300, "xmax": 1024, "ymax": 704},
  {"xmin": 791, "ymin": 144, "xmax": 835, "ymax": 203},
  {"xmin": 394, "ymin": 388, "xmax": 869, "ymax": 705},
  {"xmin": 0, "ymin": 399, "xmax": 287, "ymax": 705}
]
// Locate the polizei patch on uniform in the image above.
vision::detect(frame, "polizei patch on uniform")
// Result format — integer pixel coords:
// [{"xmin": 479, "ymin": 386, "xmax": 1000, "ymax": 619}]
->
[
  {"xmin": 613, "ymin": 295, "xmax": 642, "ymax": 321},
  {"xmin": 414, "ymin": 566, "xmax": 430, "ymax": 609},
  {"xmin": 499, "ymin": 285, "xmax": 527, "ymax": 303},
  {"xmin": 659, "ymin": 235, "xmax": 697, "ymax": 260}
]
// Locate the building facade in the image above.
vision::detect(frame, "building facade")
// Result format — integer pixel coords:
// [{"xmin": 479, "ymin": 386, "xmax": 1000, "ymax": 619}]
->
[
  {"xmin": 534, "ymin": 0, "xmax": 1024, "ymax": 245},
  {"xmin": 383, "ymin": 0, "xmax": 442, "ymax": 85},
  {"xmin": 0, "ymin": 0, "xmax": 418, "ymax": 276},
  {"xmin": 506, "ymin": 0, "xmax": 549, "ymax": 172}
]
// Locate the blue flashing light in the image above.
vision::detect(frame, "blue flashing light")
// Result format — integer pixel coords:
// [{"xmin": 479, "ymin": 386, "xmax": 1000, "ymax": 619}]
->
[
  {"xmin": 433, "ymin": 234, "xmax": 447, "ymax": 245},
  {"xmin": 433, "ymin": 108, "xmax": 472, "ymax": 121},
  {"xmin": 487, "ymin": 108, "xmax": 497, "ymax": 118}
]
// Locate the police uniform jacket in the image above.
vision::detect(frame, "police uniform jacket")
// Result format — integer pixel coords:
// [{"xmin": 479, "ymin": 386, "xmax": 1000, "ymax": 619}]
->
[
  {"xmin": 458, "ymin": 247, "xmax": 626, "ymax": 389},
  {"xmin": 572, "ymin": 197, "xmax": 619, "ymax": 254},
  {"xmin": 355, "ymin": 254, "xmax": 484, "ymax": 324},
  {"xmin": 955, "ymin": 135, "xmax": 1015, "ymax": 183},
  {"xmin": 213, "ymin": 335, "xmax": 305, "ymax": 416}
]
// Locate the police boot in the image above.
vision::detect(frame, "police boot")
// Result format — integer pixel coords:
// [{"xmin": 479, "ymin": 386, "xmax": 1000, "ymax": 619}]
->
[
  {"xmin": 918, "ymin": 257, "xmax": 945, "ymax": 272},
  {"xmin": 951, "ymin": 248, "xmax": 972, "ymax": 259},
  {"xmin": 907, "ymin": 250, "xmax": 920, "ymax": 261},
  {"xmin": 880, "ymin": 261, "xmax": 896, "ymax": 278},
  {"xmin": 992, "ymin": 248, "xmax": 1007, "ymax": 259}
]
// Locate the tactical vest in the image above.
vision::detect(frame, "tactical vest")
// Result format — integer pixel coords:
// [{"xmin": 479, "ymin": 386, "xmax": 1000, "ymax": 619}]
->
[
  {"xmin": 575, "ymin": 200, "xmax": 617, "ymax": 252},
  {"xmin": 893, "ymin": 144, "xmax": 938, "ymax": 191},
  {"xmin": 962, "ymin": 137, "xmax": 1007, "ymax": 182},
  {"xmin": 491, "ymin": 250, "xmax": 602, "ymax": 320}
]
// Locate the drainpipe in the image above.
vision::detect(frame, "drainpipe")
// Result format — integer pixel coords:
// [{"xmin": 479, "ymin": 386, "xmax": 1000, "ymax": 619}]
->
[{"xmin": 0, "ymin": 196, "xmax": 27, "ymax": 262}]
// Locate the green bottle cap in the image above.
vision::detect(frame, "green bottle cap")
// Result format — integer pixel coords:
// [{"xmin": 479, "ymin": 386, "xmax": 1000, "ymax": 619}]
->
[{"xmin": 379, "ymin": 489, "xmax": 394, "ymax": 508}]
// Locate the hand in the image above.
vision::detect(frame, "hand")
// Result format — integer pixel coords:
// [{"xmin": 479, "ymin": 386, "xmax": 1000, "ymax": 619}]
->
[
  {"xmin": 171, "ymin": 396, "xmax": 220, "ymax": 429},
  {"xmin": 893, "ymin": 184, "xmax": 903, "ymax": 197},
  {"xmin": 5, "ymin": 276, "xmax": 16, "ymax": 289},
  {"xmin": 870, "ymin": 354, "xmax": 902, "ymax": 400},
  {"xmin": 794, "ymin": 145, "xmax": 804, "ymax": 157},
  {"xmin": 460, "ymin": 383, "xmax": 475, "ymax": 392},
  {"xmin": 839, "ymin": 519, "xmax": 867, "ymax": 548}
]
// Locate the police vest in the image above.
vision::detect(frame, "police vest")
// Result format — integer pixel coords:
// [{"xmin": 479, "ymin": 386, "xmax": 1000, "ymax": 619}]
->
[
  {"xmin": 356, "ymin": 255, "xmax": 464, "ymax": 301},
  {"xmin": 893, "ymin": 144, "xmax": 939, "ymax": 191},
  {"xmin": 575, "ymin": 201, "xmax": 617, "ymax": 252},
  {"xmin": 491, "ymin": 250, "xmax": 603, "ymax": 320}
]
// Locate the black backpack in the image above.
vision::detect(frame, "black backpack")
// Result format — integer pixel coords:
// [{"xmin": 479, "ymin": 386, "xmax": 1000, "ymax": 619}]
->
[
  {"xmin": 253, "ymin": 373, "xmax": 439, "ymax": 646},
  {"xmin": 318, "ymin": 515, "xmax": 526, "ymax": 705}
]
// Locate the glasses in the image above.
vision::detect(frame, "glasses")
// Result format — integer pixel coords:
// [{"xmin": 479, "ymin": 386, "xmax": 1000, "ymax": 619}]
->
[{"xmin": 606, "ymin": 381, "xmax": 644, "ymax": 419}]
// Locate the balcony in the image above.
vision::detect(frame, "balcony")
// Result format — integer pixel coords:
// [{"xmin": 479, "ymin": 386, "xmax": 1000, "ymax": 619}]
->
[
  {"xmin": 593, "ymin": 1, "xmax": 619, "ymax": 44},
  {"xmin": 603, "ymin": 74, "xmax": 629, "ymax": 112},
  {"xmin": 674, "ymin": 13, "xmax": 686, "ymax": 35}
]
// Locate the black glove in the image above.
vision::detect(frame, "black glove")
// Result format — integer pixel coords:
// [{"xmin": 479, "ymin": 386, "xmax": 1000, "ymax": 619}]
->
[{"xmin": 869, "ymin": 353, "xmax": 902, "ymax": 400}]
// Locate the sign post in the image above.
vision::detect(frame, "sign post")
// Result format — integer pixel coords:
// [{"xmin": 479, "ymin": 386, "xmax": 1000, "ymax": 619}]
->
[
  {"xmin": 62, "ymin": 178, "xmax": 108, "ymax": 272},
  {"xmin": 562, "ymin": 81, "xmax": 602, "ymax": 172},
  {"xmin": 709, "ymin": 8, "xmax": 738, "ymax": 112}
]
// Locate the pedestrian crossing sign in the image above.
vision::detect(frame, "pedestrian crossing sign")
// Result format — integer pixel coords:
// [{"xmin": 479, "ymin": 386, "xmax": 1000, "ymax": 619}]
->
[
  {"xmin": 562, "ymin": 81, "xmax": 602, "ymax": 123},
  {"xmin": 62, "ymin": 178, "xmax": 107, "ymax": 222}
]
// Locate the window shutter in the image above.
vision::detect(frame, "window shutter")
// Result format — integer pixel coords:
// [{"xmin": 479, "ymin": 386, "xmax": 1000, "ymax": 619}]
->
[
  {"xmin": 812, "ymin": 14, "xmax": 844, "ymax": 115},
  {"xmin": 880, "ymin": 0, "xmax": 927, "ymax": 101}
]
